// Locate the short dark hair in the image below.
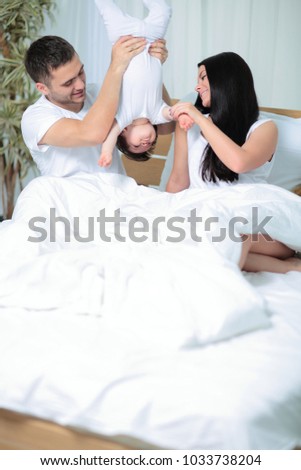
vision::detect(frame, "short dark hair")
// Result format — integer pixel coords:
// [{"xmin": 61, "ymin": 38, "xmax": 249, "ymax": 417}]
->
[
  {"xmin": 24, "ymin": 35, "xmax": 76, "ymax": 84},
  {"xmin": 116, "ymin": 126, "xmax": 158, "ymax": 162}
]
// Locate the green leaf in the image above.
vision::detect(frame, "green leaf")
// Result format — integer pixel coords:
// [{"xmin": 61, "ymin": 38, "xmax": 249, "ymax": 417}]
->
[{"xmin": 0, "ymin": 0, "xmax": 56, "ymax": 218}]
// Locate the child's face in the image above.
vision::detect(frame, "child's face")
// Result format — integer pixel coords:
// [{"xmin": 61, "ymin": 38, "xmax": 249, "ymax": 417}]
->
[{"xmin": 122, "ymin": 121, "xmax": 156, "ymax": 154}]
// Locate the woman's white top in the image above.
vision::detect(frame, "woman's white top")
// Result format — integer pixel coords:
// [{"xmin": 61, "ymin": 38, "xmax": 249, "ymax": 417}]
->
[{"xmin": 188, "ymin": 117, "xmax": 274, "ymax": 189}]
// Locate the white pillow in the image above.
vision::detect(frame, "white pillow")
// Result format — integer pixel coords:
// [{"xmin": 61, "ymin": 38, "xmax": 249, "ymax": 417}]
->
[
  {"xmin": 160, "ymin": 104, "xmax": 301, "ymax": 192},
  {"xmin": 260, "ymin": 111, "xmax": 301, "ymax": 191}
]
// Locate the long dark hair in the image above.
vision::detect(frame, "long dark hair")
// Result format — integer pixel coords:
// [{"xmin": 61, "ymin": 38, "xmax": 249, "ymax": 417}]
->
[{"xmin": 195, "ymin": 52, "xmax": 259, "ymax": 183}]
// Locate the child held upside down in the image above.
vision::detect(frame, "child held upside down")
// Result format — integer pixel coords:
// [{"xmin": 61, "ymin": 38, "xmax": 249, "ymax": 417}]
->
[{"xmin": 94, "ymin": 0, "xmax": 193, "ymax": 166}]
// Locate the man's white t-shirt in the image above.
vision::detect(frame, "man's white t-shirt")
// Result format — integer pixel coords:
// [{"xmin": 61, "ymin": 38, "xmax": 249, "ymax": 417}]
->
[{"xmin": 21, "ymin": 84, "xmax": 125, "ymax": 177}]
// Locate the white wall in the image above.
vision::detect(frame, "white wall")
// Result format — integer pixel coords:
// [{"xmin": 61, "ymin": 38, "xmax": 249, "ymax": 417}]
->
[
  {"xmin": 2, "ymin": 0, "xmax": 300, "ymax": 215},
  {"xmin": 42, "ymin": 0, "xmax": 301, "ymax": 109}
]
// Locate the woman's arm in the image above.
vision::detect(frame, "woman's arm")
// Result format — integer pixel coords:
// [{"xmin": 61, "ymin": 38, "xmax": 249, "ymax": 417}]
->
[
  {"xmin": 171, "ymin": 102, "xmax": 278, "ymax": 173},
  {"xmin": 166, "ymin": 122, "xmax": 190, "ymax": 192}
]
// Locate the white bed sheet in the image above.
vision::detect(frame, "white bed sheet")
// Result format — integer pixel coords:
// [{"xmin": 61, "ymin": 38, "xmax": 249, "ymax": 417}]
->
[
  {"xmin": 0, "ymin": 272, "xmax": 301, "ymax": 449},
  {"xmin": 0, "ymin": 172, "xmax": 301, "ymax": 449}
]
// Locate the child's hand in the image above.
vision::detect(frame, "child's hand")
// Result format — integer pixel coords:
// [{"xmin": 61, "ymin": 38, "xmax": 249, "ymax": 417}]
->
[
  {"xmin": 98, "ymin": 152, "xmax": 112, "ymax": 167},
  {"xmin": 178, "ymin": 113, "xmax": 194, "ymax": 131},
  {"xmin": 171, "ymin": 102, "xmax": 201, "ymax": 125}
]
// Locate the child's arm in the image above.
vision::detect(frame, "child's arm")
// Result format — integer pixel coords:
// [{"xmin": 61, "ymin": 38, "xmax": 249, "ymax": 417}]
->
[
  {"xmin": 155, "ymin": 85, "xmax": 176, "ymax": 135},
  {"xmin": 160, "ymin": 105, "xmax": 194, "ymax": 133},
  {"xmin": 161, "ymin": 105, "xmax": 173, "ymax": 122},
  {"xmin": 162, "ymin": 88, "xmax": 194, "ymax": 131},
  {"xmin": 98, "ymin": 119, "xmax": 121, "ymax": 167}
]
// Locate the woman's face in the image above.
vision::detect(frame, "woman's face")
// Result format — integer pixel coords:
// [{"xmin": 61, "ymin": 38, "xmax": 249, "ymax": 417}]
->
[{"xmin": 195, "ymin": 65, "xmax": 211, "ymax": 108}]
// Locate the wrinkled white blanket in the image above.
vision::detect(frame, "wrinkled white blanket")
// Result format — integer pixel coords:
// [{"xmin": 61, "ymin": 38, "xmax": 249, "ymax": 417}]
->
[{"xmin": 0, "ymin": 172, "xmax": 300, "ymax": 346}]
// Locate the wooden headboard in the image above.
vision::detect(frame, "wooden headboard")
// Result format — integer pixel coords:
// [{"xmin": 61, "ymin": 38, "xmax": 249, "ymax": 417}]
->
[
  {"xmin": 260, "ymin": 107, "xmax": 301, "ymax": 119},
  {"xmin": 121, "ymin": 105, "xmax": 301, "ymax": 188}
]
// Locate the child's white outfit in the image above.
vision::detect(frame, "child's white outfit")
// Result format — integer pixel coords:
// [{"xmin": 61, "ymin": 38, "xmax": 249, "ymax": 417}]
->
[{"xmin": 94, "ymin": 0, "xmax": 172, "ymax": 130}]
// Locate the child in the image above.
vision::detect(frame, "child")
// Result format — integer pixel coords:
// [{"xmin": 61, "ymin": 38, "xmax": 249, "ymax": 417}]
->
[{"xmin": 94, "ymin": 0, "xmax": 181, "ymax": 166}]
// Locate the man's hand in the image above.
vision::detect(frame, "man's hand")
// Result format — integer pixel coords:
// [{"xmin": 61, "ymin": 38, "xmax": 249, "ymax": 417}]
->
[
  {"xmin": 111, "ymin": 35, "xmax": 147, "ymax": 73},
  {"xmin": 149, "ymin": 39, "xmax": 168, "ymax": 64}
]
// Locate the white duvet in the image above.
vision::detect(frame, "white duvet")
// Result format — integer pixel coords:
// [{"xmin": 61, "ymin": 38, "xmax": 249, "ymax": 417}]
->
[
  {"xmin": 0, "ymin": 172, "xmax": 301, "ymax": 449},
  {"xmin": 1, "ymin": 171, "xmax": 300, "ymax": 345}
]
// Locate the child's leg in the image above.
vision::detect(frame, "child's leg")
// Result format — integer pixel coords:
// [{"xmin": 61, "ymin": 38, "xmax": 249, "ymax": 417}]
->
[
  {"xmin": 143, "ymin": 0, "xmax": 172, "ymax": 40},
  {"xmin": 94, "ymin": 0, "xmax": 147, "ymax": 43}
]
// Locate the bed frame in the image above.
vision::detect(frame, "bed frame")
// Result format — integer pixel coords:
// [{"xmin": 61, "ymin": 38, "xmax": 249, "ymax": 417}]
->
[
  {"xmin": 1, "ymin": 106, "xmax": 300, "ymax": 450},
  {"xmin": 0, "ymin": 409, "xmax": 157, "ymax": 450}
]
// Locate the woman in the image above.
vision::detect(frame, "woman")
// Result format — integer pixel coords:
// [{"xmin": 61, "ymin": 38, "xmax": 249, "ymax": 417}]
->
[
  {"xmin": 167, "ymin": 52, "xmax": 300, "ymax": 273},
  {"xmin": 167, "ymin": 52, "xmax": 277, "ymax": 191}
]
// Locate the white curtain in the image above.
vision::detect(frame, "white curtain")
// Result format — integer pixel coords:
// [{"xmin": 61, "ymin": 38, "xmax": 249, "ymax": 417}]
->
[{"xmin": 43, "ymin": 0, "xmax": 301, "ymax": 109}]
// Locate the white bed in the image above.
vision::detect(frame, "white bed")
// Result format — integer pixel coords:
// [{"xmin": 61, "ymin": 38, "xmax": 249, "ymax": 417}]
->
[
  {"xmin": 0, "ymin": 271, "xmax": 301, "ymax": 450},
  {"xmin": 0, "ymin": 107, "xmax": 301, "ymax": 450}
]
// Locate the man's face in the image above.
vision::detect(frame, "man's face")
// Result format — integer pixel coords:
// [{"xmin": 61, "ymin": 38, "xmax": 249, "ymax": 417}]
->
[{"xmin": 38, "ymin": 54, "xmax": 86, "ymax": 112}]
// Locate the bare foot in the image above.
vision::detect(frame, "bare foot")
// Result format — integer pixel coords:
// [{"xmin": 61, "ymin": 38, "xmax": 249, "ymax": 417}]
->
[{"xmin": 284, "ymin": 257, "xmax": 301, "ymax": 272}]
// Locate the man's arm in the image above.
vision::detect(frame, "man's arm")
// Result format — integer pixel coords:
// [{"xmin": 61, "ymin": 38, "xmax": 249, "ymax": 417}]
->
[
  {"xmin": 157, "ymin": 120, "xmax": 175, "ymax": 135},
  {"xmin": 40, "ymin": 36, "xmax": 147, "ymax": 148},
  {"xmin": 149, "ymin": 39, "xmax": 168, "ymax": 64},
  {"xmin": 162, "ymin": 84, "xmax": 172, "ymax": 105}
]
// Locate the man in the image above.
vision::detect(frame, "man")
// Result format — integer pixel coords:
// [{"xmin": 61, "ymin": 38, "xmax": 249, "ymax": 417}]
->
[{"xmin": 21, "ymin": 35, "xmax": 168, "ymax": 177}]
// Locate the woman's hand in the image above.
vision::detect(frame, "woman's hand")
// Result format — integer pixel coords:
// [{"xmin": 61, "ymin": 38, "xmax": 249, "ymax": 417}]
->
[
  {"xmin": 170, "ymin": 102, "xmax": 202, "ymax": 124},
  {"xmin": 149, "ymin": 39, "xmax": 168, "ymax": 64}
]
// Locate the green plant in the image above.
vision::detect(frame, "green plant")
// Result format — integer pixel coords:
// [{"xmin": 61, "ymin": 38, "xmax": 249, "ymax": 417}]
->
[{"xmin": 0, "ymin": 0, "xmax": 56, "ymax": 219}]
